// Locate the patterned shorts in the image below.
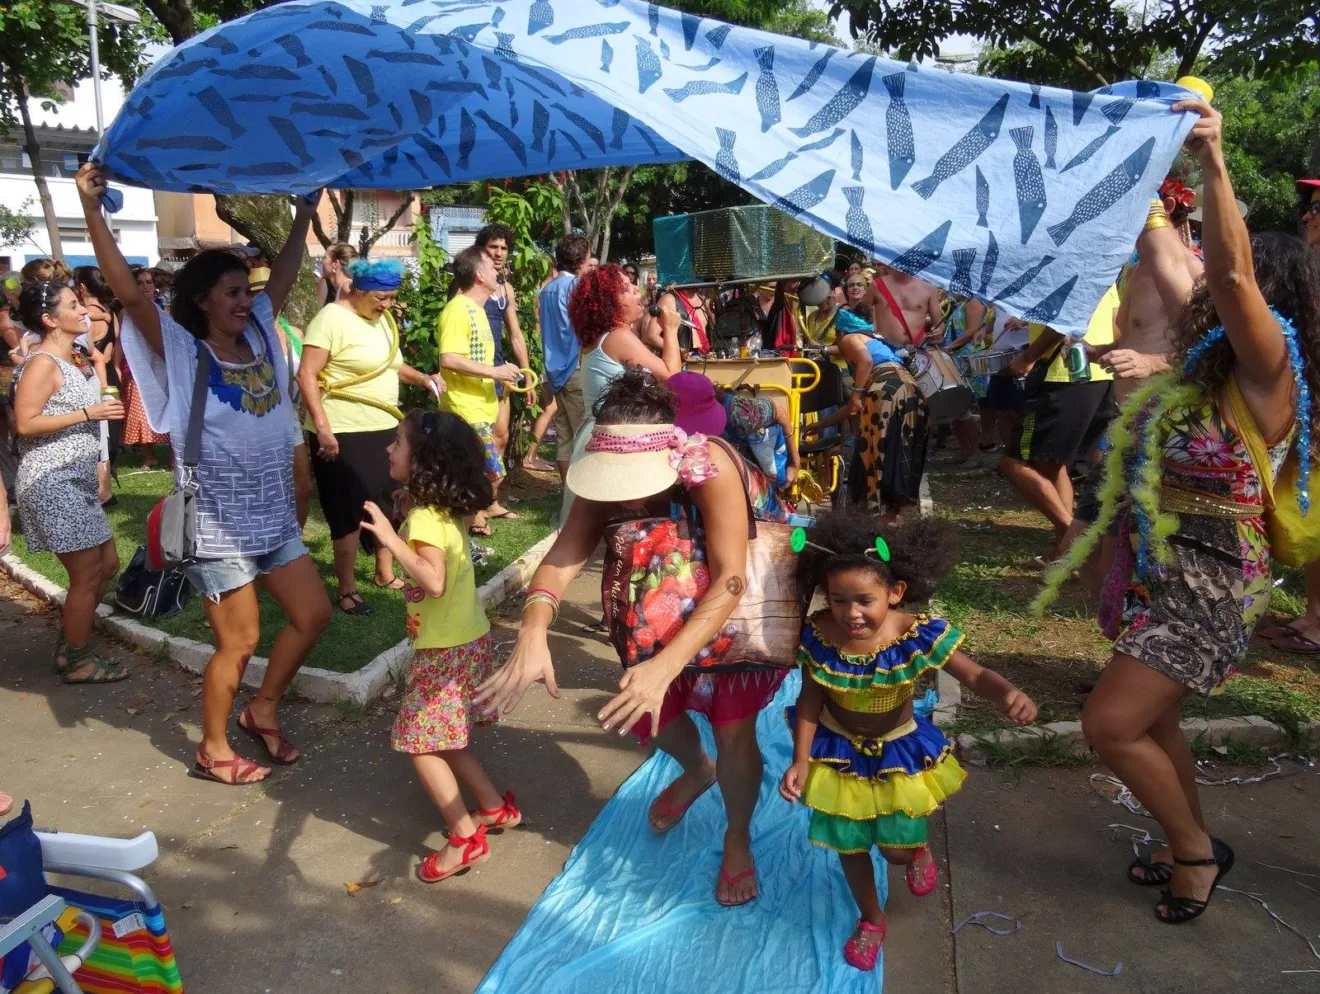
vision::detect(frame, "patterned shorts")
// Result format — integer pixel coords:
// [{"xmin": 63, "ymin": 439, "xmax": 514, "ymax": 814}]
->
[
  {"xmin": 391, "ymin": 633, "xmax": 499, "ymax": 754},
  {"xmin": 470, "ymin": 421, "xmax": 506, "ymax": 482}
]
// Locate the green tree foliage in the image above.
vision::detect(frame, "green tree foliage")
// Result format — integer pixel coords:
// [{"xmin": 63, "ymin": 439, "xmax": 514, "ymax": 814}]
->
[
  {"xmin": 0, "ymin": 1, "xmax": 155, "ymax": 256},
  {"xmin": 0, "ymin": 200, "xmax": 36, "ymax": 249},
  {"xmin": 829, "ymin": 0, "xmax": 1316, "ymax": 85},
  {"xmin": 395, "ymin": 215, "xmax": 449, "ymax": 411},
  {"xmin": 1209, "ymin": 64, "xmax": 1319, "ymax": 233}
]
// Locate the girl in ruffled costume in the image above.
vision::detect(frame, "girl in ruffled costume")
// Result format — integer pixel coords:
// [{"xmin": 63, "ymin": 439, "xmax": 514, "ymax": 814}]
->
[{"xmin": 780, "ymin": 510, "xmax": 1037, "ymax": 971}]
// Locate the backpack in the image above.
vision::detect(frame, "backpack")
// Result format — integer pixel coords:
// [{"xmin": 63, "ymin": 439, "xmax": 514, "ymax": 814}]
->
[{"xmin": 115, "ymin": 546, "xmax": 192, "ymax": 619}]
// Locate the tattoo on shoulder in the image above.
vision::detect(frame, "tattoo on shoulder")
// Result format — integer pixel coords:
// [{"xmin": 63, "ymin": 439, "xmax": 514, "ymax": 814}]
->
[{"xmin": 725, "ymin": 575, "xmax": 746, "ymax": 596}]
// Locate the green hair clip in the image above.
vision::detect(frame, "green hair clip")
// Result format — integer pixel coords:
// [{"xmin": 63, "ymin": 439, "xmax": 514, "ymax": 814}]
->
[{"xmin": 790, "ymin": 527, "xmax": 891, "ymax": 563}]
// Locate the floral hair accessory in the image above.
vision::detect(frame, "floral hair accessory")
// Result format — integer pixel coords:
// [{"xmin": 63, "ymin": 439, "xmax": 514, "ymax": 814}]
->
[
  {"xmin": 584, "ymin": 425, "xmax": 718, "ymax": 487},
  {"xmin": 1158, "ymin": 177, "xmax": 1196, "ymax": 209}
]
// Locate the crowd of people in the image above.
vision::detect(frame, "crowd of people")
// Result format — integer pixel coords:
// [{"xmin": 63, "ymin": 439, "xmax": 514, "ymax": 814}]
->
[{"xmin": 2, "ymin": 97, "xmax": 1320, "ymax": 971}]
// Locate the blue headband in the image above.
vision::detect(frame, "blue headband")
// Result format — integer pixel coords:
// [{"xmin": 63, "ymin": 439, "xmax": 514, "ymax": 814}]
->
[
  {"xmin": 348, "ymin": 259, "xmax": 404, "ymax": 292},
  {"xmin": 835, "ymin": 308, "xmax": 875, "ymax": 336}
]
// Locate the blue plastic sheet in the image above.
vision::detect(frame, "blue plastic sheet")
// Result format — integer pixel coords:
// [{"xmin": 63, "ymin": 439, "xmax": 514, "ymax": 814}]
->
[
  {"xmin": 476, "ymin": 669, "xmax": 904, "ymax": 994},
  {"xmin": 97, "ymin": 0, "xmax": 1198, "ymax": 337}
]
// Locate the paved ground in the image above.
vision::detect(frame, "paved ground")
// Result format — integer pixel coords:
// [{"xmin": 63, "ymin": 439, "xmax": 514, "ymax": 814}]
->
[{"xmin": 2, "ymin": 568, "xmax": 1317, "ymax": 993}]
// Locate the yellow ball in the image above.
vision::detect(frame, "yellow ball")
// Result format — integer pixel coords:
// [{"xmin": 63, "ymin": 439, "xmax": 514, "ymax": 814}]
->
[{"xmin": 1174, "ymin": 76, "xmax": 1214, "ymax": 103}]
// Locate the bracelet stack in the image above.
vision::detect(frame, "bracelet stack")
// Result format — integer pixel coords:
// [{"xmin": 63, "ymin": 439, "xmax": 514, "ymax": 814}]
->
[
  {"xmin": 1143, "ymin": 198, "xmax": 1170, "ymax": 233},
  {"xmin": 523, "ymin": 586, "xmax": 561, "ymax": 623}
]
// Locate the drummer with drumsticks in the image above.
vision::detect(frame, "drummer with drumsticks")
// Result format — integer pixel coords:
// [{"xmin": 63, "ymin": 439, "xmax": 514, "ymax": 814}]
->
[{"xmin": 865, "ymin": 263, "xmax": 944, "ymax": 348}]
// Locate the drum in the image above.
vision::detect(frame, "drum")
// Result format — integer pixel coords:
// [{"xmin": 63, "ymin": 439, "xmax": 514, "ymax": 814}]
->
[
  {"xmin": 908, "ymin": 348, "xmax": 974, "ymax": 423},
  {"xmin": 959, "ymin": 348, "xmax": 1019, "ymax": 377}
]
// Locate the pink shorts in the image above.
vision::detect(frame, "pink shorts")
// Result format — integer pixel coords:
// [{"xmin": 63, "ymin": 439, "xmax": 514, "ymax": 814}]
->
[{"xmin": 635, "ymin": 668, "xmax": 788, "ymax": 744}]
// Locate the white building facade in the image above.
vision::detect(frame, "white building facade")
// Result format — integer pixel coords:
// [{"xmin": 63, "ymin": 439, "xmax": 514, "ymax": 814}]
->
[{"xmin": 0, "ymin": 77, "xmax": 157, "ymax": 272}]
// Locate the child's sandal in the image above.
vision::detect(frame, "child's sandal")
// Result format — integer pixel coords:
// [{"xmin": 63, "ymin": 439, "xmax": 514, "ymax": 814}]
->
[
  {"xmin": 416, "ymin": 825, "xmax": 490, "ymax": 883},
  {"xmin": 843, "ymin": 918, "xmax": 887, "ymax": 971},
  {"xmin": 905, "ymin": 846, "xmax": 939, "ymax": 896},
  {"xmin": 473, "ymin": 791, "xmax": 522, "ymax": 831}
]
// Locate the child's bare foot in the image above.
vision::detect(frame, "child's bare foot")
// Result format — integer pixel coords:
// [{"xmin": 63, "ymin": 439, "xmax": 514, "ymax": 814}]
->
[
  {"xmin": 647, "ymin": 760, "xmax": 716, "ymax": 833},
  {"xmin": 715, "ymin": 832, "xmax": 757, "ymax": 907}
]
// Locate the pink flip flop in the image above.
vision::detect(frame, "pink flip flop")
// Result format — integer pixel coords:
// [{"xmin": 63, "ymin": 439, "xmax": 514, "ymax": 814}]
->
[
  {"xmin": 647, "ymin": 773, "xmax": 716, "ymax": 834},
  {"xmin": 716, "ymin": 864, "xmax": 758, "ymax": 907}
]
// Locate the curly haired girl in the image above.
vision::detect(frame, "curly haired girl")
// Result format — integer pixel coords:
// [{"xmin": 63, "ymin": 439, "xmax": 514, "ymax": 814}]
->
[
  {"xmin": 360, "ymin": 409, "xmax": 522, "ymax": 882},
  {"xmin": 780, "ymin": 508, "xmax": 1036, "ymax": 971}
]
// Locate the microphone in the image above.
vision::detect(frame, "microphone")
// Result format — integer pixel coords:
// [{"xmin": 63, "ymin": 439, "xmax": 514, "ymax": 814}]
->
[{"xmin": 647, "ymin": 302, "xmax": 702, "ymax": 332}]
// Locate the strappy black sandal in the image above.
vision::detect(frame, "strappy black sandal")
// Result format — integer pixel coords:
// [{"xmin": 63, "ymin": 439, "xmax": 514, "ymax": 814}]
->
[
  {"xmin": 1128, "ymin": 853, "xmax": 1174, "ymax": 887},
  {"xmin": 1155, "ymin": 838, "xmax": 1234, "ymax": 925}
]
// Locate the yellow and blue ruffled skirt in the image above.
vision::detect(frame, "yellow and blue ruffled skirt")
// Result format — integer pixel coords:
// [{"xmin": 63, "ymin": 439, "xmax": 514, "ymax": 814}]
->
[{"xmin": 786, "ymin": 706, "xmax": 965, "ymax": 853}]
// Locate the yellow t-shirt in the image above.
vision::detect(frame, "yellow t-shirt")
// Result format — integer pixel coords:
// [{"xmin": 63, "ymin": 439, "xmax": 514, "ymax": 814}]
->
[
  {"xmin": 401, "ymin": 505, "xmax": 489, "ymax": 650},
  {"xmin": 437, "ymin": 294, "xmax": 497, "ymax": 426},
  {"xmin": 301, "ymin": 303, "xmax": 403, "ymax": 433},
  {"xmin": 1036, "ymin": 285, "xmax": 1119, "ymax": 384}
]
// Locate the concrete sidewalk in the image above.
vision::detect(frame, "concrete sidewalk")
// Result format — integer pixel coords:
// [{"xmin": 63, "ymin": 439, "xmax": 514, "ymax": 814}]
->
[{"xmin": 3, "ymin": 565, "xmax": 1314, "ymax": 993}]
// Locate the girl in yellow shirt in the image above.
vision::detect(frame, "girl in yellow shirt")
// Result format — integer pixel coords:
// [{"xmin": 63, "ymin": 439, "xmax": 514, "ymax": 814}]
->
[{"xmin": 360, "ymin": 409, "xmax": 522, "ymax": 883}]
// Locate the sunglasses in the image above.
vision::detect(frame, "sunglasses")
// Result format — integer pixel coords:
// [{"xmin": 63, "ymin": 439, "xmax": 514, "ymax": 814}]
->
[
  {"xmin": 1303, "ymin": 202, "xmax": 1320, "ymax": 220},
  {"xmin": 846, "ymin": 281, "xmax": 866, "ymax": 289}
]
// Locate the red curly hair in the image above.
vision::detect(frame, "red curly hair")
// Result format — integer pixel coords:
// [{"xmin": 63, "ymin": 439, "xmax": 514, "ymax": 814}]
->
[{"xmin": 567, "ymin": 263, "xmax": 630, "ymax": 349}]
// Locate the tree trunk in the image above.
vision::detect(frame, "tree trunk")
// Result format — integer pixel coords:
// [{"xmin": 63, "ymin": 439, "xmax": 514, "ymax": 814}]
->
[
  {"xmin": 363, "ymin": 194, "xmax": 415, "ymax": 251},
  {"xmin": 9, "ymin": 69, "xmax": 62, "ymax": 260},
  {"xmin": 595, "ymin": 166, "xmax": 636, "ymax": 263},
  {"xmin": 213, "ymin": 192, "xmax": 318, "ymax": 326}
]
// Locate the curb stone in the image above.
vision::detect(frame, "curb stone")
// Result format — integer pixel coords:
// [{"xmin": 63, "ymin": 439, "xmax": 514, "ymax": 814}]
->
[
  {"xmin": 1, "ymin": 527, "xmax": 557, "ymax": 706},
  {"xmin": 954, "ymin": 714, "xmax": 1302, "ymax": 765}
]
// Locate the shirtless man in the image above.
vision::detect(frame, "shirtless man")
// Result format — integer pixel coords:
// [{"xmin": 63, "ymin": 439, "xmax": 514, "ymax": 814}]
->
[
  {"xmin": 866, "ymin": 264, "xmax": 943, "ymax": 348},
  {"xmin": 1064, "ymin": 184, "xmax": 1203, "ymax": 593},
  {"xmin": 1098, "ymin": 192, "xmax": 1204, "ymax": 403}
]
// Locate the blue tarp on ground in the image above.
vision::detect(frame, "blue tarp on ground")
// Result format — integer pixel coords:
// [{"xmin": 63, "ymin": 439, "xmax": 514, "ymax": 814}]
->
[
  {"xmin": 475, "ymin": 669, "xmax": 913, "ymax": 994},
  {"xmin": 97, "ymin": 0, "xmax": 1197, "ymax": 337}
]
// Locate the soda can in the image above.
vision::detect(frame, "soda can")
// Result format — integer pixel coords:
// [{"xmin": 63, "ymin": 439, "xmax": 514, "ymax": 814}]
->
[
  {"xmin": 1065, "ymin": 342, "xmax": 1091, "ymax": 382},
  {"xmin": 101, "ymin": 386, "xmax": 120, "ymax": 402}
]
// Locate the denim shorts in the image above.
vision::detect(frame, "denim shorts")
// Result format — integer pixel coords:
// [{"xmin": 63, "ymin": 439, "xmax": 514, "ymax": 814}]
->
[{"xmin": 184, "ymin": 537, "xmax": 308, "ymax": 601}]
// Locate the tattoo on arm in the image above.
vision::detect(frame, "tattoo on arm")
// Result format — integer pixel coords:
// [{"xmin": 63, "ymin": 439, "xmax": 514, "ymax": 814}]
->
[{"xmin": 725, "ymin": 575, "xmax": 746, "ymax": 596}]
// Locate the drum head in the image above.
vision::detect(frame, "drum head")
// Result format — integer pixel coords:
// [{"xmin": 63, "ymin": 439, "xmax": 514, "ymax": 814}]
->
[
  {"xmin": 926, "ymin": 386, "xmax": 975, "ymax": 424},
  {"xmin": 909, "ymin": 352, "xmax": 931, "ymax": 375}
]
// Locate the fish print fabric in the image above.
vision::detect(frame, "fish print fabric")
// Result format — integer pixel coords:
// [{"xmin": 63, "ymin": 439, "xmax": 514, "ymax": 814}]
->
[{"xmin": 98, "ymin": 0, "xmax": 1196, "ymax": 337}]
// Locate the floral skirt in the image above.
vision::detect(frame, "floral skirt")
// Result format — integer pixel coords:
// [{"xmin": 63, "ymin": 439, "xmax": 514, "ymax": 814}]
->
[
  {"xmin": 1107, "ymin": 509, "xmax": 1270, "ymax": 695},
  {"xmin": 848, "ymin": 363, "xmax": 930, "ymax": 512},
  {"xmin": 787, "ymin": 706, "xmax": 965, "ymax": 853},
  {"xmin": 391, "ymin": 633, "xmax": 499, "ymax": 754}
]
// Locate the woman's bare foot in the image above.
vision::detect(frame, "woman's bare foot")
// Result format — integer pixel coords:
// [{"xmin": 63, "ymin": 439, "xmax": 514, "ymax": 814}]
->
[
  {"xmin": 522, "ymin": 456, "xmax": 555, "ymax": 472},
  {"xmin": 0, "ymin": 790, "xmax": 12, "ymax": 816}
]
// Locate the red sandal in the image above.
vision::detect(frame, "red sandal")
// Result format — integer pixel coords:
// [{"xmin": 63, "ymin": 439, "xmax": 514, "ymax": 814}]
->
[
  {"xmin": 238, "ymin": 708, "xmax": 301, "ymax": 765},
  {"xmin": 473, "ymin": 791, "xmax": 522, "ymax": 831},
  {"xmin": 647, "ymin": 772, "xmax": 716, "ymax": 834},
  {"xmin": 417, "ymin": 825, "xmax": 490, "ymax": 883},
  {"xmin": 189, "ymin": 752, "xmax": 269, "ymax": 786},
  {"xmin": 843, "ymin": 918, "xmax": 887, "ymax": 971},
  {"xmin": 906, "ymin": 846, "xmax": 939, "ymax": 896}
]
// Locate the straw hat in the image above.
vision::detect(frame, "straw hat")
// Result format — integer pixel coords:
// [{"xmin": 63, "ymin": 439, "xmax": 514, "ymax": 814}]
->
[
  {"xmin": 566, "ymin": 423, "xmax": 682, "ymax": 503},
  {"xmin": 248, "ymin": 266, "xmax": 271, "ymax": 292}
]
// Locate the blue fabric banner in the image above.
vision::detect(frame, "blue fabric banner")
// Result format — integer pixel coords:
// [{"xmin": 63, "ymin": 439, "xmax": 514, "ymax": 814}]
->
[{"xmin": 97, "ymin": 0, "xmax": 1198, "ymax": 336}]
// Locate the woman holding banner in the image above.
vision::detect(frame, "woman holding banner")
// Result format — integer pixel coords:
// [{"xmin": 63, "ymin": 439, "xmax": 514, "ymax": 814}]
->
[{"xmin": 77, "ymin": 163, "xmax": 330, "ymax": 786}]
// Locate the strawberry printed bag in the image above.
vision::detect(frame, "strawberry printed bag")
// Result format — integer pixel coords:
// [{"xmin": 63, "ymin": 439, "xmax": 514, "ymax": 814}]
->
[{"xmin": 599, "ymin": 442, "xmax": 801, "ymax": 673}]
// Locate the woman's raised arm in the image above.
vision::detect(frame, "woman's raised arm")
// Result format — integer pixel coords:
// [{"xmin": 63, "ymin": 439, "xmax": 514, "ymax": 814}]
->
[{"xmin": 76, "ymin": 164, "xmax": 160, "ymax": 355}]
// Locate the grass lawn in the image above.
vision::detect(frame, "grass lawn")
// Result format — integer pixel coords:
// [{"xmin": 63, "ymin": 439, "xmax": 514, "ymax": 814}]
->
[
  {"xmin": 926, "ymin": 460, "xmax": 1320, "ymax": 738},
  {"xmin": 10, "ymin": 464, "xmax": 559, "ymax": 674}
]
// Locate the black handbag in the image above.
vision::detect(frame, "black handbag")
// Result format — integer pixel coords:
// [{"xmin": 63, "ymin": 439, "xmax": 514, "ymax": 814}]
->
[
  {"xmin": 115, "ymin": 545, "xmax": 191, "ymax": 618},
  {"xmin": 145, "ymin": 345, "xmax": 210, "ymax": 570}
]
